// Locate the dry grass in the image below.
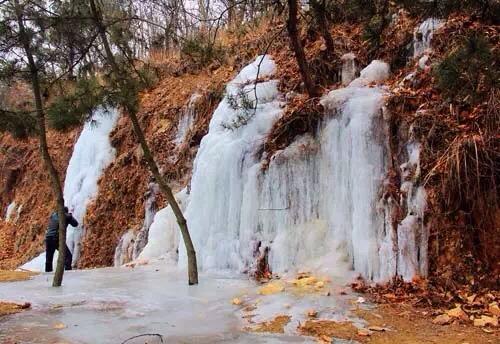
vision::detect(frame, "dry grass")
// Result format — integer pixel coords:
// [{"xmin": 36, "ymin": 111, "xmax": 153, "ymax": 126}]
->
[
  {"xmin": 0, "ymin": 270, "xmax": 38, "ymax": 282},
  {"xmin": 0, "ymin": 301, "xmax": 30, "ymax": 317}
]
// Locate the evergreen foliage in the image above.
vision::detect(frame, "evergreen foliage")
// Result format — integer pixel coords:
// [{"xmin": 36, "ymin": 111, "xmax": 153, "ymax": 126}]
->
[
  {"xmin": 222, "ymin": 88, "xmax": 256, "ymax": 130},
  {"xmin": 181, "ymin": 34, "xmax": 226, "ymax": 67},
  {"xmin": 435, "ymin": 33, "xmax": 498, "ymax": 104}
]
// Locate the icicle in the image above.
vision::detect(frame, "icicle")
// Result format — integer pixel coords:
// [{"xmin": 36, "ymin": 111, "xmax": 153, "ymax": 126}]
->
[
  {"xmin": 132, "ymin": 181, "xmax": 159, "ymax": 259},
  {"xmin": 4, "ymin": 201, "xmax": 17, "ymax": 222},
  {"xmin": 341, "ymin": 53, "xmax": 357, "ymax": 86},
  {"xmin": 413, "ymin": 18, "xmax": 444, "ymax": 58},
  {"xmin": 397, "ymin": 142, "xmax": 428, "ymax": 280},
  {"xmin": 175, "ymin": 93, "xmax": 202, "ymax": 145}
]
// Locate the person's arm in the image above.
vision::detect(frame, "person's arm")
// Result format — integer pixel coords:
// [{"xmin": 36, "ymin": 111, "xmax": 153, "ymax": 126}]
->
[{"xmin": 67, "ymin": 214, "xmax": 79, "ymax": 227}]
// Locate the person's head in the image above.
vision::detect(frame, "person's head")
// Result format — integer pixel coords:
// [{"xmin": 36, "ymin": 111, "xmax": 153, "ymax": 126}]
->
[{"xmin": 64, "ymin": 206, "xmax": 69, "ymax": 213}]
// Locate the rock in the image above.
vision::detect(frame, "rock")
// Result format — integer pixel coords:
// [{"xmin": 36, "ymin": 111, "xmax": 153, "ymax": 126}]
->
[
  {"xmin": 473, "ymin": 315, "xmax": 498, "ymax": 327},
  {"xmin": 447, "ymin": 306, "xmax": 468, "ymax": 320},
  {"xmin": 432, "ymin": 314, "xmax": 451, "ymax": 325},
  {"xmin": 488, "ymin": 302, "xmax": 500, "ymax": 316}
]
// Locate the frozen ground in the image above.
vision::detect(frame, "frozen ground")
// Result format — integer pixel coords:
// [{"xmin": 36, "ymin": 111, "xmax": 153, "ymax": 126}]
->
[{"xmin": 0, "ymin": 264, "xmax": 361, "ymax": 343}]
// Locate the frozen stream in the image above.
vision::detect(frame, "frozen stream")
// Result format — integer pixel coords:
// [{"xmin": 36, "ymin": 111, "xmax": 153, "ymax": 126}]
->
[{"xmin": 0, "ymin": 264, "xmax": 364, "ymax": 343}]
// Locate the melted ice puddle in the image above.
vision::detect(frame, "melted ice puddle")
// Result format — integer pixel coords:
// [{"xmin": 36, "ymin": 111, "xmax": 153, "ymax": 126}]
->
[{"xmin": 0, "ymin": 264, "xmax": 363, "ymax": 343}]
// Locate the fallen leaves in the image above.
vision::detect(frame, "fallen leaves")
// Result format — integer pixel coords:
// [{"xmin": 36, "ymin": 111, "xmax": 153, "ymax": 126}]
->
[
  {"xmin": 298, "ymin": 320, "xmax": 359, "ymax": 341},
  {"xmin": 0, "ymin": 270, "xmax": 39, "ymax": 282},
  {"xmin": 231, "ymin": 298, "xmax": 242, "ymax": 305},
  {"xmin": 53, "ymin": 322, "xmax": 66, "ymax": 330},
  {"xmin": 432, "ymin": 314, "xmax": 452, "ymax": 325},
  {"xmin": 245, "ymin": 315, "xmax": 291, "ymax": 334},
  {"xmin": 473, "ymin": 315, "xmax": 498, "ymax": 328},
  {"xmin": 258, "ymin": 281, "xmax": 285, "ymax": 295},
  {"xmin": 0, "ymin": 301, "xmax": 30, "ymax": 317},
  {"xmin": 446, "ymin": 305, "xmax": 468, "ymax": 321}
]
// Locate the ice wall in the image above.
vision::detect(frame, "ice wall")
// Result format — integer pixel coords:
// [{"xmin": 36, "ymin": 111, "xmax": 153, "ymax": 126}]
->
[
  {"xmin": 65, "ymin": 108, "xmax": 119, "ymax": 266},
  {"xmin": 181, "ymin": 55, "xmax": 284, "ymax": 272},
  {"xmin": 136, "ymin": 56, "xmax": 428, "ymax": 282},
  {"xmin": 21, "ymin": 108, "xmax": 118, "ymax": 272}
]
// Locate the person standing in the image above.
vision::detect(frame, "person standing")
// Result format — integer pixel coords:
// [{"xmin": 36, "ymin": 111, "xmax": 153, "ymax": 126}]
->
[{"xmin": 45, "ymin": 207, "xmax": 78, "ymax": 272}]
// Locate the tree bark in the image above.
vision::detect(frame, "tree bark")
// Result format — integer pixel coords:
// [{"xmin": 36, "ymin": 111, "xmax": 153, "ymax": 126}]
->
[
  {"xmin": 286, "ymin": 0, "xmax": 318, "ymax": 97},
  {"xmin": 309, "ymin": 0, "xmax": 335, "ymax": 56},
  {"xmin": 14, "ymin": 0, "xmax": 67, "ymax": 287},
  {"xmin": 89, "ymin": 0, "xmax": 198, "ymax": 285}
]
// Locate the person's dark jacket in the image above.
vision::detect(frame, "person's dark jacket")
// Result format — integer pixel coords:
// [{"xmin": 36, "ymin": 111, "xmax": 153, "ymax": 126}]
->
[{"xmin": 45, "ymin": 212, "xmax": 79, "ymax": 239}]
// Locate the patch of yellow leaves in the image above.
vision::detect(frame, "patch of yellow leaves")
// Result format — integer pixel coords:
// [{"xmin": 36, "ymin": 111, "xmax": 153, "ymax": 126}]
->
[{"xmin": 0, "ymin": 270, "xmax": 38, "ymax": 282}]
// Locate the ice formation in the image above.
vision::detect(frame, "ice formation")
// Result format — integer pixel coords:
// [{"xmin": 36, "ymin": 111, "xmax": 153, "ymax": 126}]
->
[
  {"xmin": 64, "ymin": 107, "xmax": 119, "ymax": 266},
  {"xmin": 138, "ymin": 189, "xmax": 189, "ymax": 264},
  {"xmin": 140, "ymin": 57, "xmax": 428, "ymax": 282},
  {"xmin": 21, "ymin": 108, "xmax": 119, "ymax": 271},
  {"xmin": 340, "ymin": 53, "xmax": 357, "ymax": 85},
  {"xmin": 113, "ymin": 181, "xmax": 159, "ymax": 266},
  {"xmin": 396, "ymin": 142, "xmax": 428, "ymax": 280},
  {"xmin": 180, "ymin": 55, "xmax": 284, "ymax": 272},
  {"xmin": 413, "ymin": 18, "xmax": 444, "ymax": 58},
  {"xmin": 4, "ymin": 201, "xmax": 17, "ymax": 222},
  {"xmin": 175, "ymin": 93, "xmax": 202, "ymax": 145}
]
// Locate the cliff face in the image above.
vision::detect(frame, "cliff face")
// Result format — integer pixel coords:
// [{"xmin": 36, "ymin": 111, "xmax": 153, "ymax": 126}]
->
[{"xmin": 1, "ymin": 11, "xmax": 497, "ymax": 285}]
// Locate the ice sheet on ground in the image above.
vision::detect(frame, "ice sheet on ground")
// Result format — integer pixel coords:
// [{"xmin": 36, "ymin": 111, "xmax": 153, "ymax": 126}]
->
[{"xmin": 0, "ymin": 265, "xmax": 345, "ymax": 343}]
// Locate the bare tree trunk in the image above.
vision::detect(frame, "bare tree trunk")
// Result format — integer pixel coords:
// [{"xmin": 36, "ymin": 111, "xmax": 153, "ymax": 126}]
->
[
  {"xmin": 14, "ymin": 0, "xmax": 67, "ymax": 287},
  {"xmin": 89, "ymin": 0, "xmax": 198, "ymax": 285},
  {"xmin": 309, "ymin": 0, "xmax": 334, "ymax": 56},
  {"xmin": 286, "ymin": 0, "xmax": 318, "ymax": 97}
]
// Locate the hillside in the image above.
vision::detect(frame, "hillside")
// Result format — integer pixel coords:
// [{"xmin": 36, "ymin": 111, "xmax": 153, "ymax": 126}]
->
[{"xmin": 0, "ymin": 2, "xmax": 498, "ymax": 342}]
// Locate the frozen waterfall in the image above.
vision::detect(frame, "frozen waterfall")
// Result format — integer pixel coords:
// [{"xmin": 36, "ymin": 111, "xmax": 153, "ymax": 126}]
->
[
  {"xmin": 138, "ymin": 57, "xmax": 428, "ymax": 282},
  {"xmin": 21, "ymin": 107, "xmax": 119, "ymax": 271}
]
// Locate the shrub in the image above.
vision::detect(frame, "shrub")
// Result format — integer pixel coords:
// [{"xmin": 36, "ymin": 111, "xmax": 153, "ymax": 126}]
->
[
  {"xmin": 396, "ymin": 0, "xmax": 499, "ymax": 22},
  {"xmin": 47, "ymin": 76, "xmax": 105, "ymax": 130},
  {"xmin": 434, "ymin": 33, "xmax": 498, "ymax": 104},
  {"xmin": 180, "ymin": 34, "xmax": 225, "ymax": 67}
]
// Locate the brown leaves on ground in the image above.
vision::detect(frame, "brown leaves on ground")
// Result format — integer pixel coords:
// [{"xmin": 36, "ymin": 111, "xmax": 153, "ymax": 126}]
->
[
  {"xmin": 245, "ymin": 315, "xmax": 291, "ymax": 334},
  {"xmin": 298, "ymin": 320, "xmax": 359, "ymax": 341},
  {"xmin": 352, "ymin": 275, "xmax": 500, "ymax": 334},
  {"xmin": 0, "ymin": 301, "xmax": 30, "ymax": 317}
]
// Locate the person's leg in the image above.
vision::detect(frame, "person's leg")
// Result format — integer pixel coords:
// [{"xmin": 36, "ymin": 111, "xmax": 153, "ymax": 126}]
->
[
  {"xmin": 45, "ymin": 238, "xmax": 56, "ymax": 272},
  {"xmin": 64, "ymin": 244, "xmax": 72, "ymax": 270}
]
